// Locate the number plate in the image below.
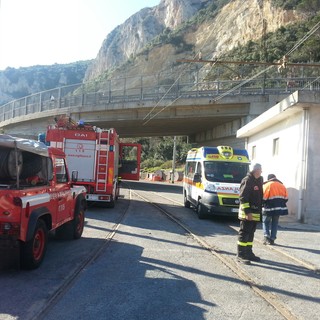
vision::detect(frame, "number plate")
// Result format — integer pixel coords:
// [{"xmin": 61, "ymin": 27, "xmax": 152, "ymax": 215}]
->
[
  {"xmin": 87, "ymin": 194, "xmax": 99, "ymax": 201},
  {"xmin": 231, "ymin": 208, "xmax": 239, "ymax": 213}
]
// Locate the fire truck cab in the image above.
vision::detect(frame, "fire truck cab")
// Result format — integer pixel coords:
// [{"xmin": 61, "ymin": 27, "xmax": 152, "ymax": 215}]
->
[
  {"xmin": 0, "ymin": 134, "xmax": 86, "ymax": 269},
  {"xmin": 45, "ymin": 116, "xmax": 141, "ymax": 207}
]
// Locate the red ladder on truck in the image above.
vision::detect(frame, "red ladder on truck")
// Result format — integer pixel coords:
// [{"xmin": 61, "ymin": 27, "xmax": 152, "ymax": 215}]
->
[{"xmin": 96, "ymin": 130, "xmax": 109, "ymax": 192}]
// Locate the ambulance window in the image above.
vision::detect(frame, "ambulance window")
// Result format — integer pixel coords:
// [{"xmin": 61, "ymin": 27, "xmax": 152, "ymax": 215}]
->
[
  {"xmin": 186, "ymin": 161, "xmax": 196, "ymax": 178},
  {"xmin": 204, "ymin": 161, "xmax": 248, "ymax": 183},
  {"xmin": 196, "ymin": 162, "xmax": 202, "ymax": 175},
  {"xmin": 205, "ymin": 163, "xmax": 215, "ymax": 178},
  {"xmin": 55, "ymin": 158, "xmax": 68, "ymax": 183}
]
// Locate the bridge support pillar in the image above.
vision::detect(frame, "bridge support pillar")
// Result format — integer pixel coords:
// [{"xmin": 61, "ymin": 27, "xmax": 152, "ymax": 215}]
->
[{"xmin": 191, "ymin": 118, "xmax": 247, "ymax": 148}]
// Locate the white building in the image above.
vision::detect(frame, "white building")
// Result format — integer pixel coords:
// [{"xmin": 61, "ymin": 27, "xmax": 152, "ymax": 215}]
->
[{"xmin": 237, "ymin": 90, "xmax": 320, "ymax": 226}]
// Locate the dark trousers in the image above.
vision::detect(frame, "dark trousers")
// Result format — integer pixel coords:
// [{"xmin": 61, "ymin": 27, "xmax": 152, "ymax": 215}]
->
[{"xmin": 238, "ymin": 220, "xmax": 257, "ymax": 246}]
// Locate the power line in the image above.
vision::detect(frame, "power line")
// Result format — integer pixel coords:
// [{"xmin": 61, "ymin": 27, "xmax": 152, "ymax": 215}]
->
[
  {"xmin": 176, "ymin": 59, "xmax": 320, "ymax": 68},
  {"xmin": 143, "ymin": 12, "xmax": 320, "ymax": 124},
  {"xmin": 211, "ymin": 20, "xmax": 320, "ymax": 102},
  {"xmin": 286, "ymin": 20, "xmax": 320, "ymax": 56},
  {"xmin": 142, "ymin": 64, "xmax": 190, "ymax": 124},
  {"xmin": 142, "ymin": 4, "xmax": 226, "ymax": 126}
]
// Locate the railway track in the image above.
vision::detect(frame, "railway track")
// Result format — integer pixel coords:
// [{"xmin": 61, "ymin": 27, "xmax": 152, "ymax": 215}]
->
[
  {"xmin": 131, "ymin": 189, "xmax": 300, "ymax": 320},
  {"xmin": 151, "ymin": 191, "xmax": 319, "ymax": 274},
  {"xmin": 30, "ymin": 184, "xmax": 319, "ymax": 320},
  {"xmin": 33, "ymin": 191, "xmax": 133, "ymax": 320},
  {"xmin": 128, "ymin": 184, "xmax": 319, "ymax": 320}
]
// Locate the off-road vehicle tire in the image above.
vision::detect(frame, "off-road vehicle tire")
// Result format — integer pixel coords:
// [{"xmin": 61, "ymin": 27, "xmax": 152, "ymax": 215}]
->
[{"xmin": 21, "ymin": 219, "xmax": 48, "ymax": 269}]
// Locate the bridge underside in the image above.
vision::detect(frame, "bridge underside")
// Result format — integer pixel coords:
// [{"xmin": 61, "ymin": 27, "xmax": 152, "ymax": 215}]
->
[
  {"xmin": 0, "ymin": 78, "xmax": 302, "ymax": 145},
  {"xmin": 83, "ymin": 115, "xmax": 242, "ymax": 137},
  {"xmin": 71, "ymin": 102, "xmax": 251, "ymax": 138},
  {"xmin": 1, "ymin": 102, "xmax": 250, "ymax": 141}
]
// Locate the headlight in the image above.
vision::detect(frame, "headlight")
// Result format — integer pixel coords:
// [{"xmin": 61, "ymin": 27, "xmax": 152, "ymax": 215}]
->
[
  {"xmin": 3, "ymin": 223, "xmax": 12, "ymax": 230},
  {"xmin": 205, "ymin": 183, "xmax": 216, "ymax": 193},
  {"xmin": 0, "ymin": 222, "xmax": 20, "ymax": 235}
]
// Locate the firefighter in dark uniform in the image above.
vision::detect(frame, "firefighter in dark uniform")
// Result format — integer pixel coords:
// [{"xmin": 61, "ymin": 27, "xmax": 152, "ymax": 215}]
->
[{"xmin": 237, "ymin": 163, "xmax": 263, "ymax": 264}]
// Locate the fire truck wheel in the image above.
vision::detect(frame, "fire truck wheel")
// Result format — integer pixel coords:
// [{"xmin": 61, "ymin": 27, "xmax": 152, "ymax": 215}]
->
[
  {"xmin": 184, "ymin": 192, "xmax": 191, "ymax": 208},
  {"xmin": 55, "ymin": 201, "xmax": 85, "ymax": 240},
  {"xmin": 21, "ymin": 219, "xmax": 48, "ymax": 270},
  {"xmin": 108, "ymin": 198, "xmax": 115, "ymax": 208},
  {"xmin": 196, "ymin": 199, "xmax": 207, "ymax": 220},
  {"xmin": 73, "ymin": 202, "xmax": 85, "ymax": 239},
  {"xmin": 115, "ymin": 184, "xmax": 120, "ymax": 200}
]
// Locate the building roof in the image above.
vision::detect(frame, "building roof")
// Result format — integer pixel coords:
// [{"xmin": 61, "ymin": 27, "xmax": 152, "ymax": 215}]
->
[{"xmin": 237, "ymin": 90, "xmax": 320, "ymax": 138}]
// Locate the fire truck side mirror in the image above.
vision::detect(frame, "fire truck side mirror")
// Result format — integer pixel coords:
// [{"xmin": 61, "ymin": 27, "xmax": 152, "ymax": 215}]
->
[{"xmin": 71, "ymin": 170, "xmax": 78, "ymax": 182}]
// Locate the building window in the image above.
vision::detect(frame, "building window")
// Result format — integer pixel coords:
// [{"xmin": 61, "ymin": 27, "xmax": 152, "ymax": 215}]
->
[
  {"xmin": 251, "ymin": 145, "xmax": 256, "ymax": 160},
  {"xmin": 273, "ymin": 138, "xmax": 279, "ymax": 156}
]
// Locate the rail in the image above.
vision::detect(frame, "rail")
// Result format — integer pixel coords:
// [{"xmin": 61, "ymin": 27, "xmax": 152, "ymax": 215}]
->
[{"xmin": 0, "ymin": 76, "xmax": 319, "ymax": 123}]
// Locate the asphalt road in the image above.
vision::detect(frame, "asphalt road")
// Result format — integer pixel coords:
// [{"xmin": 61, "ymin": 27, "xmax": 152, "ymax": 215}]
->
[{"xmin": 0, "ymin": 180, "xmax": 319, "ymax": 320}]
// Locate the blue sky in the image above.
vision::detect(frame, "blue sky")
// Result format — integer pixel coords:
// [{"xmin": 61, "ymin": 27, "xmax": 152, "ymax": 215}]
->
[{"xmin": 0, "ymin": 0, "xmax": 160, "ymax": 70}]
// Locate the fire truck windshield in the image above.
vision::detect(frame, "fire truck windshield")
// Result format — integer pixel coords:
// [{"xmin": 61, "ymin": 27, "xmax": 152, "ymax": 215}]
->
[{"xmin": 204, "ymin": 161, "xmax": 248, "ymax": 183}]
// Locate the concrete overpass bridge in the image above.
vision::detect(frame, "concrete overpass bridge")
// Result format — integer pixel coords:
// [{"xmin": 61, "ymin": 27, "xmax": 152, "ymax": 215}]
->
[{"xmin": 0, "ymin": 75, "xmax": 319, "ymax": 146}]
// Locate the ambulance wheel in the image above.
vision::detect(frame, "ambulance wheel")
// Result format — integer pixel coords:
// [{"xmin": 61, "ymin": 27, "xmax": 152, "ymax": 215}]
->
[
  {"xmin": 184, "ymin": 192, "xmax": 190, "ymax": 208},
  {"xmin": 196, "ymin": 199, "xmax": 206, "ymax": 220},
  {"xmin": 21, "ymin": 219, "xmax": 48, "ymax": 269}
]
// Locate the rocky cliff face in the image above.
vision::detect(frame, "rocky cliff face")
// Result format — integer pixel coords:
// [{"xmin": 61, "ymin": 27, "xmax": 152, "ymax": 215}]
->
[
  {"xmin": 196, "ymin": 0, "xmax": 299, "ymax": 56},
  {"xmin": 154, "ymin": 0, "xmax": 209, "ymax": 29},
  {"xmin": 85, "ymin": 0, "xmax": 301, "ymax": 87},
  {"xmin": 84, "ymin": 0, "xmax": 210, "ymax": 80},
  {"xmin": 0, "ymin": 0, "xmax": 304, "ymax": 105},
  {"xmin": 0, "ymin": 61, "xmax": 90, "ymax": 105}
]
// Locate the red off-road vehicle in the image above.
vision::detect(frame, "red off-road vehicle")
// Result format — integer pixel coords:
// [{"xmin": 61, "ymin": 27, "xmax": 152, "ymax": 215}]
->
[{"xmin": 0, "ymin": 134, "xmax": 86, "ymax": 269}]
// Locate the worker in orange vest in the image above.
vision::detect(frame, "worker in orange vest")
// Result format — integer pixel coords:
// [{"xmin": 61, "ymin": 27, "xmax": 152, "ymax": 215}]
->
[{"xmin": 262, "ymin": 174, "xmax": 288, "ymax": 245}]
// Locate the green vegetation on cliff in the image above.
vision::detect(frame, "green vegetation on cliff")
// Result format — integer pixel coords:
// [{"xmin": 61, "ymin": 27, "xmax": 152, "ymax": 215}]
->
[{"xmin": 0, "ymin": 60, "xmax": 91, "ymax": 104}]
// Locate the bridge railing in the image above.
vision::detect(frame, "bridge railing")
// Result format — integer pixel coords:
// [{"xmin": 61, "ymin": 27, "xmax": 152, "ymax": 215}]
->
[{"xmin": 0, "ymin": 76, "xmax": 319, "ymax": 122}]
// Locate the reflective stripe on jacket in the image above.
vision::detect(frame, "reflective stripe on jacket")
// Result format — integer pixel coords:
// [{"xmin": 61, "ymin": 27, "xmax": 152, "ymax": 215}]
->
[
  {"xmin": 263, "ymin": 178, "xmax": 288, "ymax": 216},
  {"xmin": 238, "ymin": 203, "xmax": 261, "ymax": 221},
  {"xmin": 238, "ymin": 172, "xmax": 263, "ymax": 221}
]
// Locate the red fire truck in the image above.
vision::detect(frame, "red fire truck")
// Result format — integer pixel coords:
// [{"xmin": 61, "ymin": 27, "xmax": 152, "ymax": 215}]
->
[
  {"xmin": 0, "ymin": 134, "xmax": 86, "ymax": 269},
  {"xmin": 45, "ymin": 116, "xmax": 141, "ymax": 207}
]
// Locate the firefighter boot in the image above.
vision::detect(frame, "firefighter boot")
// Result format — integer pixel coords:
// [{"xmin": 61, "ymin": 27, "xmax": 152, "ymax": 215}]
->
[
  {"xmin": 237, "ymin": 245, "xmax": 251, "ymax": 265},
  {"xmin": 246, "ymin": 246, "xmax": 261, "ymax": 262}
]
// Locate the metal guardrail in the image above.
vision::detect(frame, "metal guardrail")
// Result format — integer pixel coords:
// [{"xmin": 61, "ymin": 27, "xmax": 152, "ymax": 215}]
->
[{"xmin": 0, "ymin": 77, "xmax": 319, "ymax": 123}]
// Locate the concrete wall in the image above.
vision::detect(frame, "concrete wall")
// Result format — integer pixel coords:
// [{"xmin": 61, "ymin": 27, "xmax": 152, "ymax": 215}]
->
[
  {"xmin": 305, "ymin": 106, "xmax": 320, "ymax": 224},
  {"xmin": 193, "ymin": 118, "xmax": 247, "ymax": 147},
  {"xmin": 244, "ymin": 110, "xmax": 304, "ymax": 219}
]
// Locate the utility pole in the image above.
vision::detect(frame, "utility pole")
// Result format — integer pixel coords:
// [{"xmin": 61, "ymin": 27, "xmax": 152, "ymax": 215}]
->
[
  {"xmin": 171, "ymin": 136, "xmax": 177, "ymax": 184},
  {"xmin": 262, "ymin": 18, "xmax": 267, "ymax": 94}
]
